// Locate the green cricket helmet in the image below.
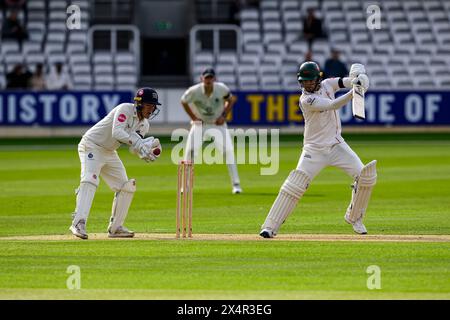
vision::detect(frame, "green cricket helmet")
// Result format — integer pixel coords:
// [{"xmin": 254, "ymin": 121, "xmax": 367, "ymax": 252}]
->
[{"xmin": 297, "ymin": 61, "xmax": 322, "ymax": 81}]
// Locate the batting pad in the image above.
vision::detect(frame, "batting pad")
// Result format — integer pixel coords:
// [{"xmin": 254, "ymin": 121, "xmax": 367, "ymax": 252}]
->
[
  {"xmin": 347, "ymin": 160, "xmax": 377, "ymax": 222},
  {"xmin": 73, "ymin": 181, "xmax": 97, "ymax": 224},
  {"xmin": 109, "ymin": 179, "xmax": 136, "ymax": 233},
  {"xmin": 261, "ymin": 170, "xmax": 310, "ymax": 235}
]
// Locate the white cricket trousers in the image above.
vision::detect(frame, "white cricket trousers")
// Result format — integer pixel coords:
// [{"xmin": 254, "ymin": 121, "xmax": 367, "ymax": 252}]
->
[
  {"xmin": 297, "ymin": 142, "xmax": 364, "ymax": 180},
  {"xmin": 78, "ymin": 138, "xmax": 128, "ymax": 191},
  {"xmin": 184, "ymin": 121, "xmax": 240, "ymax": 185}
]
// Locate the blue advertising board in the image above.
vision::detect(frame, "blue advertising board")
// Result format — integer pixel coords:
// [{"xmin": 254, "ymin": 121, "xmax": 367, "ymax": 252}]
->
[
  {"xmin": 0, "ymin": 90, "xmax": 449, "ymax": 126},
  {"xmin": 0, "ymin": 91, "xmax": 133, "ymax": 126},
  {"xmin": 228, "ymin": 91, "xmax": 450, "ymax": 126}
]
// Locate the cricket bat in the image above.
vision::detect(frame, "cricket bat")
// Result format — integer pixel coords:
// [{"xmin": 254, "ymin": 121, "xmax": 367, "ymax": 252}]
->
[{"xmin": 352, "ymin": 84, "xmax": 365, "ymax": 120}]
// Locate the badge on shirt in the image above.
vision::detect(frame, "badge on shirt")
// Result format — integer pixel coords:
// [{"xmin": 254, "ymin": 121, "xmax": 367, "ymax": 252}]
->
[
  {"xmin": 306, "ymin": 97, "xmax": 316, "ymax": 105},
  {"xmin": 118, "ymin": 114, "xmax": 127, "ymax": 122}
]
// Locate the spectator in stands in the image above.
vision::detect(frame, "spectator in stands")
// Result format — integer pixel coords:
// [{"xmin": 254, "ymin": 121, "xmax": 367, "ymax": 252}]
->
[
  {"xmin": 303, "ymin": 51, "xmax": 313, "ymax": 63},
  {"xmin": 30, "ymin": 63, "xmax": 46, "ymax": 91},
  {"xmin": 46, "ymin": 63, "xmax": 73, "ymax": 91},
  {"xmin": 1, "ymin": 10, "xmax": 28, "ymax": 45},
  {"xmin": 4, "ymin": 0, "xmax": 26, "ymax": 10},
  {"xmin": 303, "ymin": 8, "xmax": 323, "ymax": 50},
  {"xmin": 6, "ymin": 64, "xmax": 32, "ymax": 89},
  {"xmin": 323, "ymin": 48, "xmax": 348, "ymax": 79}
]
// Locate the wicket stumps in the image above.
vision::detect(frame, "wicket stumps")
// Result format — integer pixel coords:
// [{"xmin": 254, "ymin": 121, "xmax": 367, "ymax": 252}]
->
[{"xmin": 176, "ymin": 160, "xmax": 194, "ymax": 238}]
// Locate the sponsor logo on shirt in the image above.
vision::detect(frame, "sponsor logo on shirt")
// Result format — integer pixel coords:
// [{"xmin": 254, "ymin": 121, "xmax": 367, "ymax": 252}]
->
[{"xmin": 118, "ymin": 114, "xmax": 127, "ymax": 122}]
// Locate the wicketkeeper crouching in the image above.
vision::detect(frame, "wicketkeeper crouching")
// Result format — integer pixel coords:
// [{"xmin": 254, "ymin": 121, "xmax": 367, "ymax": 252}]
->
[{"xmin": 69, "ymin": 87, "xmax": 162, "ymax": 239}]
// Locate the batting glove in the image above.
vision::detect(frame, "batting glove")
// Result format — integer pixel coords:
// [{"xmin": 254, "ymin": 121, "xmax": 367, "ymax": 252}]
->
[
  {"xmin": 349, "ymin": 63, "xmax": 366, "ymax": 78},
  {"xmin": 351, "ymin": 74, "xmax": 370, "ymax": 92}
]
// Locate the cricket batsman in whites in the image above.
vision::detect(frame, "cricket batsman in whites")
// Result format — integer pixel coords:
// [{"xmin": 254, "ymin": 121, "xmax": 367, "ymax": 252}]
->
[
  {"xmin": 69, "ymin": 87, "xmax": 163, "ymax": 239},
  {"xmin": 181, "ymin": 68, "xmax": 242, "ymax": 194},
  {"xmin": 260, "ymin": 62, "xmax": 377, "ymax": 238}
]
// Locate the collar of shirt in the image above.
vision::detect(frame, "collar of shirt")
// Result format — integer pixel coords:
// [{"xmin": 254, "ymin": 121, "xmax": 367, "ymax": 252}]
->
[{"xmin": 201, "ymin": 83, "xmax": 214, "ymax": 97}]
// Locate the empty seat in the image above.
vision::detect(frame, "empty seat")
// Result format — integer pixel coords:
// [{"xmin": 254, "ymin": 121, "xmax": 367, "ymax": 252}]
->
[
  {"xmin": 283, "ymin": 11, "xmax": 301, "ymax": 23},
  {"xmin": 241, "ymin": 21, "xmax": 260, "ymax": 32},
  {"xmin": 72, "ymin": 64, "xmax": 92, "ymax": 75},
  {"xmin": 47, "ymin": 52, "xmax": 66, "ymax": 65},
  {"xmin": 262, "ymin": 21, "xmax": 282, "ymax": 33},
  {"xmin": 115, "ymin": 53, "xmax": 135, "ymax": 64},
  {"xmin": 216, "ymin": 64, "xmax": 235, "ymax": 75},
  {"xmin": 217, "ymin": 74, "xmax": 237, "ymax": 87},
  {"xmin": 242, "ymin": 32, "xmax": 261, "ymax": 44},
  {"xmin": 193, "ymin": 52, "xmax": 214, "ymax": 65},
  {"xmin": 238, "ymin": 65, "xmax": 257, "ymax": 76},
  {"xmin": 116, "ymin": 64, "xmax": 136, "ymax": 74},
  {"xmin": 240, "ymin": 54, "xmax": 259, "ymax": 67},
  {"xmin": 282, "ymin": 77, "xmax": 300, "ymax": 91},
  {"xmin": 28, "ymin": 0, "xmax": 46, "ymax": 10},
  {"xmin": 93, "ymin": 52, "xmax": 114, "ymax": 64},
  {"xmin": 47, "ymin": 32, "xmax": 66, "ymax": 43},
  {"xmin": 239, "ymin": 78, "xmax": 259, "ymax": 91},
  {"xmin": 116, "ymin": 74, "xmax": 137, "ymax": 85},
  {"xmin": 281, "ymin": 0, "xmax": 299, "ymax": 11},
  {"xmin": 260, "ymin": 1, "xmax": 278, "ymax": 10},
  {"xmin": 259, "ymin": 64, "xmax": 279, "ymax": 77},
  {"xmin": 266, "ymin": 42, "xmax": 286, "ymax": 55},
  {"xmin": 261, "ymin": 76, "xmax": 281, "ymax": 90},
  {"xmin": 217, "ymin": 52, "xmax": 237, "ymax": 65},
  {"xmin": 240, "ymin": 9, "xmax": 259, "ymax": 21},
  {"xmin": 1, "ymin": 41, "xmax": 20, "ymax": 55},
  {"xmin": 262, "ymin": 11, "xmax": 280, "ymax": 22},
  {"xmin": 68, "ymin": 32, "xmax": 87, "ymax": 44},
  {"xmin": 5, "ymin": 54, "xmax": 24, "ymax": 65},
  {"xmin": 436, "ymin": 76, "xmax": 450, "ymax": 88},
  {"xmin": 49, "ymin": 11, "xmax": 67, "ymax": 21},
  {"xmin": 22, "ymin": 41, "xmax": 42, "ymax": 55},
  {"xmin": 95, "ymin": 75, "xmax": 114, "ymax": 85},
  {"xmin": 263, "ymin": 32, "xmax": 283, "ymax": 45}
]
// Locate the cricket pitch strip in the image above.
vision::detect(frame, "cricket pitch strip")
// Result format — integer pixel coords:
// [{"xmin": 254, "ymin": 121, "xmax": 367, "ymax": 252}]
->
[{"xmin": 1, "ymin": 233, "xmax": 450, "ymax": 242}]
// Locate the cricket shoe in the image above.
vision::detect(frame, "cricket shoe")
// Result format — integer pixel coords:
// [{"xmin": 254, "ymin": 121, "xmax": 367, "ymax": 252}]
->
[
  {"xmin": 345, "ymin": 214, "xmax": 368, "ymax": 234},
  {"xmin": 232, "ymin": 184, "xmax": 243, "ymax": 194},
  {"xmin": 259, "ymin": 228, "xmax": 275, "ymax": 238},
  {"xmin": 108, "ymin": 226, "xmax": 135, "ymax": 238},
  {"xmin": 69, "ymin": 219, "xmax": 88, "ymax": 239}
]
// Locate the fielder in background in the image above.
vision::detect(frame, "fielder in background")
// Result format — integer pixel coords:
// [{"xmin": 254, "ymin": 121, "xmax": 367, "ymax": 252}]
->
[
  {"xmin": 260, "ymin": 62, "xmax": 376, "ymax": 238},
  {"xmin": 69, "ymin": 87, "xmax": 162, "ymax": 239},
  {"xmin": 181, "ymin": 68, "xmax": 242, "ymax": 194}
]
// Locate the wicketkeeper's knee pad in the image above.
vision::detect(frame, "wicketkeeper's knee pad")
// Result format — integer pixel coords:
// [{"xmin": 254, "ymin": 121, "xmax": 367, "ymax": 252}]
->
[
  {"xmin": 80, "ymin": 172, "xmax": 100, "ymax": 187},
  {"xmin": 347, "ymin": 160, "xmax": 377, "ymax": 222},
  {"xmin": 109, "ymin": 179, "xmax": 136, "ymax": 233},
  {"xmin": 261, "ymin": 170, "xmax": 310, "ymax": 234}
]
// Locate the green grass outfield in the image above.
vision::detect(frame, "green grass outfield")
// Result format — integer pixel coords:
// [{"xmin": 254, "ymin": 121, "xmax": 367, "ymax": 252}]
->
[{"xmin": 0, "ymin": 133, "xmax": 449, "ymax": 300}]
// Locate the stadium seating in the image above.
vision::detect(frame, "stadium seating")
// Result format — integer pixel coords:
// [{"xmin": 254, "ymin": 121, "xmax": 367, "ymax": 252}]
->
[
  {"xmin": 193, "ymin": 0, "xmax": 450, "ymax": 90},
  {"xmin": 0, "ymin": 0, "xmax": 138, "ymax": 91}
]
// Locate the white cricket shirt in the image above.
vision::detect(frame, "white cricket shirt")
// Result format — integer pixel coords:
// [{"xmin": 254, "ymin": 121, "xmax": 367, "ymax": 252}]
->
[
  {"xmin": 82, "ymin": 103, "xmax": 150, "ymax": 151},
  {"xmin": 299, "ymin": 78, "xmax": 350, "ymax": 147},
  {"xmin": 181, "ymin": 82, "xmax": 231, "ymax": 124}
]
